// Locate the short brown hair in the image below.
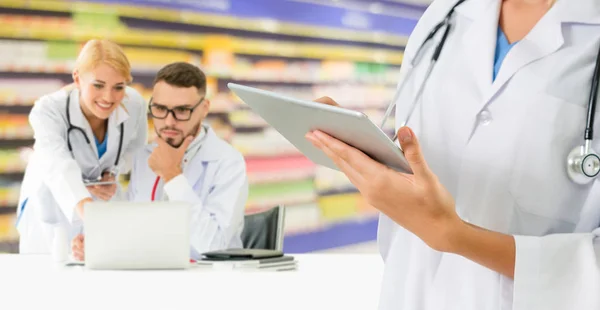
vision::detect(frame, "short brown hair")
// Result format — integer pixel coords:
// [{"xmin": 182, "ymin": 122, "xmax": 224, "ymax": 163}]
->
[{"xmin": 153, "ymin": 62, "xmax": 206, "ymax": 94}]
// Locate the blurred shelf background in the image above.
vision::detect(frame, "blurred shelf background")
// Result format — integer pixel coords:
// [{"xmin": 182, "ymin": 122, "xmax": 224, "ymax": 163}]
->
[{"xmin": 0, "ymin": 0, "xmax": 426, "ymax": 253}]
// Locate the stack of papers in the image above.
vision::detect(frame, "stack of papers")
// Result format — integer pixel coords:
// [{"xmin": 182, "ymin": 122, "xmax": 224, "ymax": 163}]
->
[{"xmin": 195, "ymin": 255, "xmax": 297, "ymax": 272}]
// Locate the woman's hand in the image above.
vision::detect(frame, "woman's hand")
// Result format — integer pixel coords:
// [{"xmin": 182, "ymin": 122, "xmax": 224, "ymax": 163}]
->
[
  {"xmin": 75, "ymin": 197, "xmax": 93, "ymax": 220},
  {"xmin": 308, "ymin": 96, "xmax": 516, "ymax": 278},
  {"xmin": 71, "ymin": 234, "xmax": 85, "ymax": 261},
  {"xmin": 86, "ymin": 172, "xmax": 117, "ymax": 201},
  {"xmin": 306, "ymin": 125, "xmax": 463, "ymax": 253},
  {"xmin": 314, "ymin": 96, "xmax": 340, "ymax": 107}
]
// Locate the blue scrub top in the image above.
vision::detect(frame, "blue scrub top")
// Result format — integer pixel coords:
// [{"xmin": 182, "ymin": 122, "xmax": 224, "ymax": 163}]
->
[
  {"xmin": 493, "ymin": 26, "xmax": 519, "ymax": 81},
  {"xmin": 96, "ymin": 131, "xmax": 108, "ymax": 159}
]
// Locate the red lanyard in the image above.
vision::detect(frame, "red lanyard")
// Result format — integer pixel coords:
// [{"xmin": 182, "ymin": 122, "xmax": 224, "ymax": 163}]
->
[{"xmin": 151, "ymin": 176, "xmax": 160, "ymax": 201}]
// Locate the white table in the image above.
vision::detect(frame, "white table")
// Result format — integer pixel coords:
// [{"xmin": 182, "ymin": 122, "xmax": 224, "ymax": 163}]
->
[{"xmin": 0, "ymin": 253, "xmax": 384, "ymax": 310}]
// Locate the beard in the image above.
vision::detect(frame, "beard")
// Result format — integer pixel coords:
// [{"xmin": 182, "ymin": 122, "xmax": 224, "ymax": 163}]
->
[{"xmin": 156, "ymin": 122, "xmax": 201, "ymax": 148}]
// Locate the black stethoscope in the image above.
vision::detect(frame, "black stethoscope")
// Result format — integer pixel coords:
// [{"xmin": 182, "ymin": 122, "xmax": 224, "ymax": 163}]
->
[
  {"xmin": 379, "ymin": 0, "xmax": 600, "ymax": 185},
  {"xmin": 66, "ymin": 92, "xmax": 124, "ymax": 179}
]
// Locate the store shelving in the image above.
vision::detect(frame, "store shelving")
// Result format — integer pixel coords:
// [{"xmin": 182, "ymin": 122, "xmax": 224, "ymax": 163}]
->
[
  {"xmin": 284, "ymin": 214, "xmax": 380, "ymax": 253},
  {"xmin": 0, "ymin": 139, "xmax": 34, "ymax": 149},
  {"xmin": 0, "ymin": 213, "xmax": 18, "ymax": 252},
  {"xmin": 0, "ymin": 0, "xmax": 414, "ymax": 47},
  {"xmin": 0, "ymin": 14, "xmax": 404, "ymax": 64},
  {"xmin": 0, "ymin": 207, "xmax": 17, "ymax": 215},
  {"xmin": 0, "ymin": 3, "xmax": 409, "ymax": 253},
  {"xmin": 0, "ymin": 240, "xmax": 18, "ymax": 253}
]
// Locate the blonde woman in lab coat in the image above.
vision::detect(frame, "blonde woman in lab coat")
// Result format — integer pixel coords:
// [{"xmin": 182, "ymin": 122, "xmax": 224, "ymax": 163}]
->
[
  {"xmin": 16, "ymin": 39, "xmax": 148, "ymax": 254},
  {"xmin": 307, "ymin": 0, "xmax": 600, "ymax": 309}
]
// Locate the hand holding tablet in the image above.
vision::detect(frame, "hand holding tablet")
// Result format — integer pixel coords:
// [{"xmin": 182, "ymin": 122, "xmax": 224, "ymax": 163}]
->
[{"xmin": 228, "ymin": 83, "xmax": 412, "ymax": 174}]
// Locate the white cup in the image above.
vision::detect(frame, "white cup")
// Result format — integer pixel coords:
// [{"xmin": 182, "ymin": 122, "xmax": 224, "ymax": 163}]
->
[{"xmin": 52, "ymin": 226, "xmax": 68, "ymax": 263}]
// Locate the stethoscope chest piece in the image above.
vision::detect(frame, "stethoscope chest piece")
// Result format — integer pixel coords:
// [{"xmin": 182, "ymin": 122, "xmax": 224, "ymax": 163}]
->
[{"xmin": 567, "ymin": 144, "xmax": 600, "ymax": 185}]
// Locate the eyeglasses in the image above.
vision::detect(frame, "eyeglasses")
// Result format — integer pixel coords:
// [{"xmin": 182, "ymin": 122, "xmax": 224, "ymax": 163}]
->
[{"xmin": 148, "ymin": 97, "xmax": 204, "ymax": 121}]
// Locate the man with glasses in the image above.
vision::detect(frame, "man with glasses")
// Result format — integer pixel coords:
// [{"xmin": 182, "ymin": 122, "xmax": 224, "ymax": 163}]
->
[{"xmin": 71, "ymin": 62, "xmax": 249, "ymax": 261}]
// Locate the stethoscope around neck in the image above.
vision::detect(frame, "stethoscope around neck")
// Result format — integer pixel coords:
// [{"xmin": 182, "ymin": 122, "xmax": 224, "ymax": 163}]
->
[
  {"xmin": 66, "ymin": 91, "xmax": 124, "ymax": 179},
  {"xmin": 14, "ymin": 93, "xmax": 126, "ymax": 227},
  {"xmin": 377, "ymin": 0, "xmax": 600, "ymax": 185}
]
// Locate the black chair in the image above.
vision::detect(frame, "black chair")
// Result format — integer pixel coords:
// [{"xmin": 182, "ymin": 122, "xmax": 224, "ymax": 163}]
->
[{"xmin": 241, "ymin": 205, "xmax": 285, "ymax": 251}]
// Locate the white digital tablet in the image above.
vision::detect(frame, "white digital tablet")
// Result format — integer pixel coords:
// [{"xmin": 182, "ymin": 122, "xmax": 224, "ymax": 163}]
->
[
  {"xmin": 83, "ymin": 180, "xmax": 118, "ymax": 187},
  {"xmin": 228, "ymin": 83, "xmax": 412, "ymax": 174}
]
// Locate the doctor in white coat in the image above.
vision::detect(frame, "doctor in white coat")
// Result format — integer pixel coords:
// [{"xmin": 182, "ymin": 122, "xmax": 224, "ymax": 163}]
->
[
  {"xmin": 17, "ymin": 39, "xmax": 148, "ymax": 254},
  {"xmin": 307, "ymin": 0, "xmax": 600, "ymax": 309},
  {"xmin": 71, "ymin": 62, "xmax": 248, "ymax": 261}
]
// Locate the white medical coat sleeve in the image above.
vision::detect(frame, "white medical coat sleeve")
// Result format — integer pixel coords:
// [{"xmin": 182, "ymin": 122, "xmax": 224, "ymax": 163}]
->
[
  {"xmin": 512, "ymin": 229, "xmax": 600, "ymax": 310},
  {"xmin": 29, "ymin": 100, "xmax": 91, "ymax": 223},
  {"xmin": 163, "ymin": 159, "xmax": 248, "ymax": 258},
  {"xmin": 124, "ymin": 153, "xmax": 140, "ymax": 202},
  {"xmin": 118, "ymin": 91, "xmax": 148, "ymax": 175}
]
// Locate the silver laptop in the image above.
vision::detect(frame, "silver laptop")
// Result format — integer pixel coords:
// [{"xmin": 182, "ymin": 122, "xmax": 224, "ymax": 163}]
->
[{"xmin": 84, "ymin": 201, "xmax": 191, "ymax": 270}]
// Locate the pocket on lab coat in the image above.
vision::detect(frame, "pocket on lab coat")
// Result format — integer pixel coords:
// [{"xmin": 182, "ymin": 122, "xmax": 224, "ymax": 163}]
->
[{"xmin": 508, "ymin": 92, "xmax": 588, "ymax": 234}]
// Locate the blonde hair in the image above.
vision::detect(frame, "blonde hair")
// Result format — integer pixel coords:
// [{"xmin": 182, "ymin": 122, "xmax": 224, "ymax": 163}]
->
[{"xmin": 73, "ymin": 39, "xmax": 133, "ymax": 83}]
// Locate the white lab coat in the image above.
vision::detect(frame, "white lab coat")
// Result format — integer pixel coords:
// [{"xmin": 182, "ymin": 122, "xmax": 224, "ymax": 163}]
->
[
  {"xmin": 378, "ymin": 0, "xmax": 600, "ymax": 309},
  {"xmin": 126, "ymin": 124, "xmax": 248, "ymax": 260},
  {"xmin": 16, "ymin": 86, "xmax": 148, "ymax": 254}
]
